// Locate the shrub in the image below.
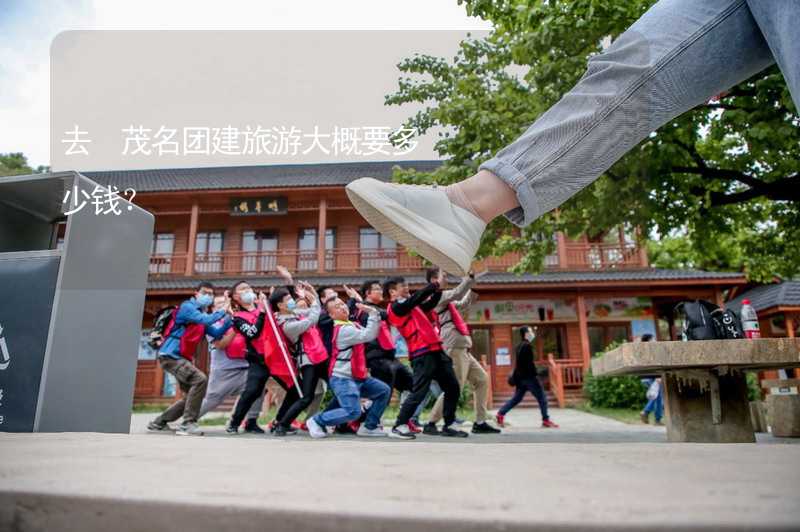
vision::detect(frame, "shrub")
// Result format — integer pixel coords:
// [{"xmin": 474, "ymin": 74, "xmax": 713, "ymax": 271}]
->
[{"xmin": 584, "ymin": 341, "xmax": 647, "ymax": 410}]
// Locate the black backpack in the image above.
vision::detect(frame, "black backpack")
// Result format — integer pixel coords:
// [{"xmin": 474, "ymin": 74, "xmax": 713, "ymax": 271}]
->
[
  {"xmin": 675, "ymin": 300, "xmax": 744, "ymax": 340},
  {"xmin": 148, "ymin": 305, "xmax": 178, "ymax": 350}
]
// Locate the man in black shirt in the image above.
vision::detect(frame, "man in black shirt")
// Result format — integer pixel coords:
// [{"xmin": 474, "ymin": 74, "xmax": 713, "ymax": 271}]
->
[{"xmin": 496, "ymin": 326, "xmax": 559, "ymax": 428}]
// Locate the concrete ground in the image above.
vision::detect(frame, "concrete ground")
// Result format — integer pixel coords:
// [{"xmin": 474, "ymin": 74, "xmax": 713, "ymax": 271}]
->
[{"xmin": 2, "ymin": 408, "xmax": 798, "ymax": 532}]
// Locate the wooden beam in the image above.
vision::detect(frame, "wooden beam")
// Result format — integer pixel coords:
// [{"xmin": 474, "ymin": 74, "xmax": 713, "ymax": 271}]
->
[
  {"xmin": 556, "ymin": 231, "xmax": 568, "ymax": 269},
  {"xmin": 576, "ymin": 294, "xmax": 591, "ymax": 369},
  {"xmin": 317, "ymin": 197, "xmax": 327, "ymax": 273},
  {"xmin": 185, "ymin": 203, "xmax": 199, "ymax": 276}
]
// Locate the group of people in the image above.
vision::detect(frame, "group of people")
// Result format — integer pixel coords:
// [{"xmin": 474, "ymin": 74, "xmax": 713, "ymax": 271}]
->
[{"xmin": 147, "ymin": 266, "xmax": 555, "ymax": 439}]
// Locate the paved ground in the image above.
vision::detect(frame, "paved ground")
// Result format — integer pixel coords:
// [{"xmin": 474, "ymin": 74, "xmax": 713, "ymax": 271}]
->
[{"xmin": 2, "ymin": 408, "xmax": 798, "ymax": 531}]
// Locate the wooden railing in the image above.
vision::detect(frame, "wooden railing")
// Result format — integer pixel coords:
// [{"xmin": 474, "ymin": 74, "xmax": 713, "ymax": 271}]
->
[
  {"xmin": 149, "ymin": 242, "xmax": 646, "ymax": 277},
  {"xmin": 547, "ymin": 355, "xmax": 585, "ymax": 408}
]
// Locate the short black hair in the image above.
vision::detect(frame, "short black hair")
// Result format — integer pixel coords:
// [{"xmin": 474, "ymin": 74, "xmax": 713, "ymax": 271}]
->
[
  {"xmin": 383, "ymin": 276, "xmax": 405, "ymax": 298},
  {"xmin": 360, "ymin": 279, "xmax": 381, "ymax": 297},
  {"xmin": 426, "ymin": 267, "xmax": 440, "ymax": 283},
  {"xmin": 324, "ymin": 296, "xmax": 340, "ymax": 313},
  {"xmin": 269, "ymin": 287, "xmax": 291, "ymax": 312},
  {"xmin": 641, "ymin": 333, "xmax": 654, "ymax": 342},
  {"xmin": 317, "ymin": 285, "xmax": 337, "ymax": 303},
  {"xmin": 196, "ymin": 281, "xmax": 215, "ymax": 292},
  {"xmin": 519, "ymin": 326, "xmax": 532, "ymax": 341}
]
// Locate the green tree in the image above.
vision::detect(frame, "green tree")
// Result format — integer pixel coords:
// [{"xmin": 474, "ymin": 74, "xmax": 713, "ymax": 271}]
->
[
  {"xmin": 0, "ymin": 153, "xmax": 49, "ymax": 177},
  {"xmin": 387, "ymin": 0, "xmax": 799, "ymax": 282}
]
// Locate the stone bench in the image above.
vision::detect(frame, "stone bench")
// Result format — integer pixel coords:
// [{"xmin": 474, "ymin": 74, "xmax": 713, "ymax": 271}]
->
[
  {"xmin": 760, "ymin": 379, "xmax": 800, "ymax": 437},
  {"xmin": 591, "ymin": 338, "xmax": 800, "ymax": 443}
]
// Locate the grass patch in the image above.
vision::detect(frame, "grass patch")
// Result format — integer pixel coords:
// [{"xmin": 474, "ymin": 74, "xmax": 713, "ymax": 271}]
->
[
  {"xmin": 132, "ymin": 403, "xmax": 168, "ymax": 413},
  {"xmin": 571, "ymin": 403, "xmax": 645, "ymax": 425}
]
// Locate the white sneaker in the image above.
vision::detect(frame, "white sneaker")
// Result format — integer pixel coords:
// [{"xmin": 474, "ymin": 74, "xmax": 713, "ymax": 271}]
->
[
  {"xmin": 345, "ymin": 178, "xmax": 485, "ymax": 276},
  {"xmin": 389, "ymin": 424, "xmax": 416, "ymax": 440},
  {"xmin": 357, "ymin": 424, "xmax": 387, "ymax": 438},
  {"xmin": 306, "ymin": 416, "xmax": 327, "ymax": 439},
  {"xmin": 175, "ymin": 422, "xmax": 204, "ymax": 436}
]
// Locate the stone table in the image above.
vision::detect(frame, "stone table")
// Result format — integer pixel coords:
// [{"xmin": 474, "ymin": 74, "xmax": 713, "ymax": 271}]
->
[{"xmin": 591, "ymin": 338, "xmax": 800, "ymax": 443}]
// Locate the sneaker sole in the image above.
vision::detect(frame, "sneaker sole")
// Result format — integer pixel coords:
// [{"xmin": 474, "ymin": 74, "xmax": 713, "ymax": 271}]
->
[
  {"xmin": 388, "ymin": 433, "xmax": 416, "ymax": 440},
  {"xmin": 346, "ymin": 178, "xmax": 472, "ymax": 276}
]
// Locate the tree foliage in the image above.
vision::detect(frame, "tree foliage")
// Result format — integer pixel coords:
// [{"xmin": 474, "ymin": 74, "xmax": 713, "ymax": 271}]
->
[
  {"xmin": 387, "ymin": 0, "xmax": 799, "ymax": 281},
  {"xmin": 0, "ymin": 152, "xmax": 49, "ymax": 177}
]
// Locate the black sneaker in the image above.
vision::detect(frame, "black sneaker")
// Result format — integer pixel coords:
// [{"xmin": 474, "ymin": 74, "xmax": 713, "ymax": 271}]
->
[
  {"xmin": 273, "ymin": 424, "xmax": 289, "ymax": 437},
  {"xmin": 440, "ymin": 425, "xmax": 469, "ymax": 438},
  {"xmin": 244, "ymin": 420, "xmax": 265, "ymax": 434},
  {"xmin": 471, "ymin": 421, "xmax": 501, "ymax": 434},
  {"xmin": 225, "ymin": 423, "xmax": 239, "ymax": 435},
  {"xmin": 422, "ymin": 422, "xmax": 440, "ymax": 435},
  {"xmin": 389, "ymin": 425, "xmax": 416, "ymax": 440}
]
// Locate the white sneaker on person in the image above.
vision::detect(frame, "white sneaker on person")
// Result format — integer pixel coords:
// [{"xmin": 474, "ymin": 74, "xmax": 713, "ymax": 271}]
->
[
  {"xmin": 175, "ymin": 422, "xmax": 204, "ymax": 436},
  {"xmin": 345, "ymin": 178, "xmax": 485, "ymax": 276},
  {"xmin": 357, "ymin": 425, "xmax": 387, "ymax": 437},
  {"xmin": 306, "ymin": 416, "xmax": 327, "ymax": 439},
  {"xmin": 389, "ymin": 424, "xmax": 417, "ymax": 440}
]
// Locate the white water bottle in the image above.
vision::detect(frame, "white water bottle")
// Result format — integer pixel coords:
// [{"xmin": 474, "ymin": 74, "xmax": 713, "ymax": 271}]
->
[{"xmin": 740, "ymin": 299, "xmax": 760, "ymax": 339}]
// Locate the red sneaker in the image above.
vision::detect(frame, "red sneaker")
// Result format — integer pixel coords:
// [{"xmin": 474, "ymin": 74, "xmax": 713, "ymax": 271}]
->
[
  {"xmin": 291, "ymin": 420, "xmax": 304, "ymax": 431},
  {"xmin": 298, "ymin": 421, "xmax": 308, "ymax": 432},
  {"xmin": 407, "ymin": 420, "xmax": 423, "ymax": 434},
  {"xmin": 347, "ymin": 420, "xmax": 361, "ymax": 433},
  {"xmin": 542, "ymin": 419, "xmax": 559, "ymax": 428},
  {"xmin": 495, "ymin": 413, "xmax": 505, "ymax": 428}
]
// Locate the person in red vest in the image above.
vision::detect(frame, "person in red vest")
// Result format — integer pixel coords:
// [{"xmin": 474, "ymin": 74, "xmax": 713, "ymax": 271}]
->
[
  {"xmin": 225, "ymin": 280, "xmax": 298, "ymax": 434},
  {"xmin": 147, "ymin": 281, "xmax": 230, "ymax": 437},
  {"xmin": 385, "ymin": 276, "xmax": 467, "ymax": 438},
  {"xmin": 270, "ymin": 282, "xmax": 328, "ymax": 436},
  {"xmin": 423, "ymin": 267, "xmax": 501, "ymax": 435},
  {"xmin": 345, "ymin": 280, "xmax": 415, "ymax": 424},
  {"xmin": 306, "ymin": 297, "xmax": 401, "ymax": 439}
]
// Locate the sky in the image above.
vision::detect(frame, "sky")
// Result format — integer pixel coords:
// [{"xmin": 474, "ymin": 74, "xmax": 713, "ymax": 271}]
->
[{"xmin": 0, "ymin": 0, "xmax": 491, "ymax": 169}]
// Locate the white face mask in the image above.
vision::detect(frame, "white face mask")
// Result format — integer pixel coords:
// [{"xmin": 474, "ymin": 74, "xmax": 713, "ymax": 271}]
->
[{"xmin": 240, "ymin": 290, "xmax": 256, "ymax": 305}]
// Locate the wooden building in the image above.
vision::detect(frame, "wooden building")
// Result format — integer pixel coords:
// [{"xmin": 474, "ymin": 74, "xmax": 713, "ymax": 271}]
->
[{"xmin": 84, "ymin": 161, "xmax": 748, "ymax": 407}]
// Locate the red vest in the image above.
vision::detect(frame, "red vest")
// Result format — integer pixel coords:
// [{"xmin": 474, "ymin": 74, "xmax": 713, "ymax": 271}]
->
[
  {"xmin": 376, "ymin": 321, "xmax": 396, "ymax": 351},
  {"xmin": 229, "ymin": 307, "xmax": 296, "ymax": 388},
  {"xmin": 225, "ymin": 309, "xmax": 259, "ymax": 359},
  {"xmin": 162, "ymin": 309, "xmax": 205, "ymax": 362},
  {"xmin": 388, "ymin": 304, "xmax": 442, "ymax": 359},
  {"xmin": 329, "ymin": 323, "xmax": 368, "ymax": 380},
  {"xmin": 447, "ymin": 303, "xmax": 471, "ymax": 336},
  {"xmin": 297, "ymin": 317, "xmax": 329, "ymax": 365}
]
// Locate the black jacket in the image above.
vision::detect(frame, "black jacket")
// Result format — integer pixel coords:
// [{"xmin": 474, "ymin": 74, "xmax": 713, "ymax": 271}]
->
[{"xmin": 512, "ymin": 340, "xmax": 537, "ymax": 381}]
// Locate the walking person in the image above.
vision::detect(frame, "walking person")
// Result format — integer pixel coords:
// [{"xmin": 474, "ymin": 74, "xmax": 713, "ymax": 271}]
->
[
  {"xmin": 424, "ymin": 268, "xmax": 500, "ymax": 435},
  {"xmin": 345, "ymin": 0, "xmax": 800, "ymax": 276},
  {"xmin": 306, "ymin": 297, "xmax": 398, "ymax": 439},
  {"xmin": 638, "ymin": 333, "xmax": 664, "ymax": 425},
  {"xmin": 496, "ymin": 326, "xmax": 559, "ymax": 428},
  {"xmin": 385, "ymin": 276, "xmax": 467, "ymax": 438},
  {"xmin": 197, "ymin": 294, "xmax": 265, "ymax": 432},
  {"xmin": 147, "ymin": 281, "xmax": 229, "ymax": 436}
]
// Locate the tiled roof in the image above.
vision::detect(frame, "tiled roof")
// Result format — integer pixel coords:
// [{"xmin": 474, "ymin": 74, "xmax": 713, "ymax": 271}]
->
[
  {"xmin": 727, "ymin": 281, "xmax": 800, "ymax": 313},
  {"xmin": 81, "ymin": 160, "xmax": 442, "ymax": 192},
  {"xmin": 147, "ymin": 268, "xmax": 744, "ymax": 292}
]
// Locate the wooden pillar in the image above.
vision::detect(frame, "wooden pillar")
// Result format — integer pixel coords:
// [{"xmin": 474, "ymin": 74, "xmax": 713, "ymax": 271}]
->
[
  {"xmin": 576, "ymin": 294, "xmax": 591, "ymax": 369},
  {"xmin": 636, "ymin": 226, "xmax": 649, "ymax": 267},
  {"xmin": 185, "ymin": 203, "xmax": 199, "ymax": 276},
  {"xmin": 787, "ymin": 313, "xmax": 797, "ymax": 378},
  {"xmin": 556, "ymin": 231, "xmax": 568, "ymax": 268},
  {"xmin": 317, "ymin": 198, "xmax": 327, "ymax": 273}
]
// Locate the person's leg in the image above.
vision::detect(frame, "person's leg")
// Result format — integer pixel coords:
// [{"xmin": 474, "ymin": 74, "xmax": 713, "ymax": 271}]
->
[
  {"xmin": 525, "ymin": 377, "xmax": 550, "ymax": 422},
  {"xmin": 304, "ymin": 375, "xmax": 327, "ymax": 419},
  {"xmin": 180, "ymin": 362, "xmax": 208, "ymax": 425},
  {"xmin": 433, "ymin": 351, "xmax": 462, "ymax": 428},
  {"xmin": 152, "ymin": 357, "xmax": 188, "ymax": 425},
  {"xmin": 429, "ymin": 348, "xmax": 468, "ymax": 424},
  {"xmin": 277, "ymin": 364, "xmax": 318, "ymax": 427},
  {"xmin": 229, "ymin": 363, "xmax": 269, "ymax": 428},
  {"xmin": 745, "ymin": 0, "xmax": 800, "ymax": 109},
  {"xmin": 198, "ymin": 368, "xmax": 240, "ymax": 419},
  {"xmin": 466, "ymin": 353, "xmax": 490, "ymax": 424},
  {"xmin": 395, "ymin": 354, "xmax": 437, "ymax": 427},
  {"xmin": 391, "ymin": 360, "xmax": 414, "ymax": 395},
  {"xmin": 275, "ymin": 381, "xmax": 299, "ymax": 424},
  {"xmin": 359, "ymin": 377, "xmax": 392, "ymax": 430},
  {"xmin": 315, "ymin": 377, "xmax": 362, "ymax": 428},
  {"xmin": 346, "ymin": 0, "xmax": 777, "ymax": 276},
  {"xmin": 654, "ymin": 393, "xmax": 665, "ymax": 423},
  {"xmin": 498, "ymin": 385, "xmax": 526, "ymax": 416}
]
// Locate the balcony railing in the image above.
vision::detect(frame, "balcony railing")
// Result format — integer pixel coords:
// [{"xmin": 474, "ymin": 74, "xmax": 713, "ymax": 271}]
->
[{"xmin": 149, "ymin": 242, "xmax": 646, "ymax": 277}]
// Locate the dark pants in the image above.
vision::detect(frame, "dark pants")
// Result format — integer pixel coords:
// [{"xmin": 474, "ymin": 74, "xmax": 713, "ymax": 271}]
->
[
  {"xmin": 230, "ymin": 362, "xmax": 287, "ymax": 427},
  {"xmin": 395, "ymin": 351, "xmax": 460, "ymax": 427},
  {"xmin": 155, "ymin": 356, "xmax": 208, "ymax": 425},
  {"xmin": 368, "ymin": 357, "xmax": 413, "ymax": 394},
  {"xmin": 499, "ymin": 377, "xmax": 549, "ymax": 421},
  {"xmin": 276, "ymin": 362, "xmax": 328, "ymax": 428}
]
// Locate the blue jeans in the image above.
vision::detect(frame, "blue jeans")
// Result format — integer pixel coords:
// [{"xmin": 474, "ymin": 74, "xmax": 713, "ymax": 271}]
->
[
  {"xmin": 643, "ymin": 394, "xmax": 664, "ymax": 422},
  {"xmin": 480, "ymin": 0, "xmax": 798, "ymax": 227},
  {"xmin": 315, "ymin": 376, "xmax": 390, "ymax": 430},
  {"xmin": 498, "ymin": 377, "xmax": 549, "ymax": 421}
]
